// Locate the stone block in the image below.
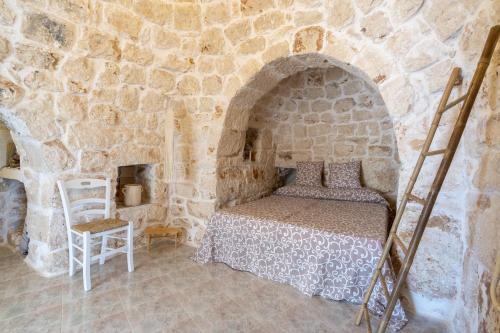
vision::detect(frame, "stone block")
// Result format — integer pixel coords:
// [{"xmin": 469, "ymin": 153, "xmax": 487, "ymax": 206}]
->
[
  {"xmin": 23, "ymin": 70, "xmax": 63, "ymax": 92},
  {"xmin": 174, "ymin": 3, "xmax": 201, "ymax": 31},
  {"xmin": 202, "ymin": 76, "xmax": 223, "ymax": 95},
  {"xmin": 311, "ymin": 100, "xmax": 331, "ymax": 112},
  {"xmin": 15, "ymin": 44, "xmax": 62, "ymax": 70},
  {"xmin": 41, "ymin": 140, "xmax": 75, "ymax": 171},
  {"xmin": 224, "ymin": 19, "xmax": 251, "ymax": 45},
  {"xmin": 82, "ymin": 29, "xmax": 121, "ymax": 61},
  {"xmin": 107, "ymin": 6, "xmax": 143, "ymax": 39},
  {"xmin": 424, "ymin": 1, "xmax": 466, "ymax": 41},
  {"xmin": 361, "ymin": 10, "xmax": 392, "ymax": 41},
  {"xmin": 120, "ymin": 64, "xmax": 146, "ymax": 85},
  {"xmin": 89, "ymin": 104, "xmax": 118, "ymax": 125},
  {"xmin": 380, "ymin": 76, "xmax": 414, "ymax": 117},
  {"xmin": 254, "ymin": 11, "xmax": 286, "ymax": 32},
  {"xmin": 240, "ymin": 0, "xmax": 274, "ymax": 16},
  {"xmin": 62, "ymin": 56, "xmax": 95, "ymax": 83},
  {"xmin": 328, "ymin": 0, "xmax": 354, "ymax": 28},
  {"xmin": 187, "ymin": 200, "xmax": 214, "ymax": 219},
  {"xmin": 0, "ymin": 36, "xmax": 10, "ymax": 61},
  {"xmin": 150, "ymin": 69, "xmax": 175, "ymax": 91},
  {"xmin": 0, "ymin": 76, "xmax": 24, "ymax": 108},
  {"xmin": 68, "ymin": 123, "xmax": 119, "ymax": 149},
  {"xmin": 160, "ymin": 54, "xmax": 194, "ymax": 73},
  {"xmin": 334, "ymin": 98, "xmax": 356, "ymax": 113},
  {"xmin": 204, "ymin": 1, "xmax": 230, "ymax": 24},
  {"xmin": 22, "ymin": 12, "xmax": 75, "ymax": 50},
  {"xmin": 57, "ymin": 94, "xmax": 87, "ymax": 122},
  {"xmin": 238, "ymin": 36, "xmax": 266, "ymax": 54},
  {"xmin": 0, "ymin": 0, "xmax": 16, "ymax": 25},
  {"xmin": 134, "ymin": 0, "xmax": 172, "ymax": 25},
  {"xmin": 218, "ymin": 129, "xmax": 245, "ymax": 157},
  {"xmin": 177, "ymin": 75, "xmax": 200, "ymax": 95},
  {"xmin": 199, "ymin": 28, "xmax": 225, "ymax": 55},
  {"xmin": 16, "ymin": 95, "xmax": 61, "ymax": 141},
  {"xmin": 262, "ymin": 41, "xmax": 290, "ymax": 63},
  {"xmin": 392, "ymin": 0, "xmax": 423, "ymax": 23},
  {"xmin": 294, "ymin": 10, "xmax": 322, "ymax": 26},
  {"xmin": 293, "ymin": 26, "xmax": 324, "ymax": 53},
  {"xmin": 141, "ymin": 90, "xmax": 166, "ymax": 113},
  {"xmin": 123, "ymin": 44, "xmax": 154, "ymax": 66},
  {"xmin": 91, "ymin": 89, "xmax": 116, "ymax": 103},
  {"xmin": 355, "ymin": 0, "xmax": 383, "ymax": 13},
  {"xmin": 154, "ymin": 29, "xmax": 181, "ymax": 49}
]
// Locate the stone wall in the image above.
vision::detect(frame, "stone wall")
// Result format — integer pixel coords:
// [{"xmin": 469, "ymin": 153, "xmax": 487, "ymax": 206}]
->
[
  {"xmin": 0, "ymin": 178, "xmax": 27, "ymax": 250},
  {"xmin": 0, "ymin": 0, "xmax": 168, "ymax": 275},
  {"xmin": 0, "ymin": 0, "xmax": 498, "ymax": 331},
  {"xmin": 248, "ymin": 66, "xmax": 399, "ymax": 204}
]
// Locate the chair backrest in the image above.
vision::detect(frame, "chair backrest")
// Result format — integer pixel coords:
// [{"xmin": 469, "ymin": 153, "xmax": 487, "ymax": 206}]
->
[{"xmin": 57, "ymin": 178, "xmax": 112, "ymax": 234}]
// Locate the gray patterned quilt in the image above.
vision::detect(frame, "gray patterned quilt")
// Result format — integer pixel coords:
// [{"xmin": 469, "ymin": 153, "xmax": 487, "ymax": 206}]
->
[{"xmin": 193, "ymin": 190, "xmax": 407, "ymax": 330}]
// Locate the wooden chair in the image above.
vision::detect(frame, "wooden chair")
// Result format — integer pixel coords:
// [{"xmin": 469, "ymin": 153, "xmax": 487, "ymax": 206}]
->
[{"xmin": 57, "ymin": 178, "xmax": 134, "ymax": 291}]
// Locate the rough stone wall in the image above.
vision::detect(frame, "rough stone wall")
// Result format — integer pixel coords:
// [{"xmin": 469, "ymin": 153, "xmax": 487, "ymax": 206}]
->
[
  {"xmin": 453, "ymin": 41, "xmax": 500, "ymax": 332},
  {"xmin": 0, "ymin": 0, "xmax": 168, "ymax": 276},
  {"xmin": 248, "ymin": 67, "xmax": 399, "ymax": 204},
  {"xmin": 0, "ymin": 0, "xmax": 498, "ymax": 330},
  {"xmin": 0, "ymin": 178, "xmax": 27, "ymax": 249}
]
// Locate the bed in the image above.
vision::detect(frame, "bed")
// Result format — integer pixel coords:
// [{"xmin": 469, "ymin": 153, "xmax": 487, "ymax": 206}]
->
[{"xmin": 193, "ymin": 185, "xmax": 407, "ymax": 330}]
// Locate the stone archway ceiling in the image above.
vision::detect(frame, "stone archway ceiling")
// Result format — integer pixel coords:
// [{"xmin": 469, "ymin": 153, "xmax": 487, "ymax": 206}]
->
[{"xmin": 223, "ymin": 53, "xmax": 379, "ymax": 133}]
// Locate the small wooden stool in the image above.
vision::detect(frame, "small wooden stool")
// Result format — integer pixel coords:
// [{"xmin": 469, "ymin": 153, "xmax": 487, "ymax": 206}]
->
[{"xmin": 144, "ymin": 226, "xmax": 183, "ymax": 252}]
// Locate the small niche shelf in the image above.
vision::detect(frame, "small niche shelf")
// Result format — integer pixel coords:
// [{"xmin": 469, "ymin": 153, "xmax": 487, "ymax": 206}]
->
[{"xmin": 116, "ymin": 164, "xmax": 154, "ymax": 209}]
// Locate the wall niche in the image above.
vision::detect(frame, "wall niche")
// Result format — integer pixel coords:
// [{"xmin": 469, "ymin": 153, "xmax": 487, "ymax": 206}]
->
[{"xmin": 116, "ymin": 164, "xmax": 154, "ymax": 208}]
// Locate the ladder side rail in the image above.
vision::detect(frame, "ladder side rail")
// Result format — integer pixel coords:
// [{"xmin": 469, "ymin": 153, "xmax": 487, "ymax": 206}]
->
[
  {"xmin": 376, "ymin": 25, "xmax": 500, "ymax": 333},
  {"xmin": 389, "ymin": 67, "xmax": 462, "ymax": 236},
  {"xmin": 354, "ymin": 67, "xmax": 462, "ymax": 327}
]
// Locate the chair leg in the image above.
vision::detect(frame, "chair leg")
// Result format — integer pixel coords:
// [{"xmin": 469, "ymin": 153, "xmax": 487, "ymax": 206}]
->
[
  {"xmin": 99, "ymin": 235, "xmax": 107, "ymax": 265},
  {"xmin": 68, "ymin": 232, "xmax": 75, "ymax": 277},
  {"xmin": 83, "ymin": 231, "xmax": 92, "ymax": 291},
  {"xmin": 127, "ymin": 221, "xmax": 134, "ymax": 272}
]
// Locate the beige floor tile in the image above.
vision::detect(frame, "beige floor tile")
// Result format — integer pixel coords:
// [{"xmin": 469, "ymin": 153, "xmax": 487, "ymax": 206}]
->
[
  {"xmin": 0, "ymin": 304, "xmax": 62, "ymax": 333},
  {"xmin": 61, "ymin": 289, "xmax": 125, "ymax": 329},
  {"xmin": 0, "ymin": 243, "xmax": 447, "ymax": 333}
]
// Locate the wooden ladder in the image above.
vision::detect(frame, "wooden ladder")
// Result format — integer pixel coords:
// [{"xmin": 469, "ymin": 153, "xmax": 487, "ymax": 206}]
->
[{"xmin": 355, "ymin": 25, "xmax": 500, "ymax": 333}]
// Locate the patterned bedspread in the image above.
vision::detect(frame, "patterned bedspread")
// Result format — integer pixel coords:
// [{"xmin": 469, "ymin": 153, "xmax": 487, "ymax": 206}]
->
[{"xmin": 193, "ymin": 194, "xmax": 407, "ymax": 330}]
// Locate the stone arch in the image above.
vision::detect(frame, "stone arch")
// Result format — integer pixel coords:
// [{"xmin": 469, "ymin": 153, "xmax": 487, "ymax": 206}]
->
[
  {"xmin": 216, "ymin": 53, "xmax": 400, "ymax": 207},
  {"xmin": 0, "ymin": 77, "xmax": 74, "ymax": 276}
]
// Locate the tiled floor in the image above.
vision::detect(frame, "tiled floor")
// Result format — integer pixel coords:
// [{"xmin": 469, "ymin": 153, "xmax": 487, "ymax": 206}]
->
[{"xmin": 0, "ymin": 242, "xmax": 446, "ymax": 333}]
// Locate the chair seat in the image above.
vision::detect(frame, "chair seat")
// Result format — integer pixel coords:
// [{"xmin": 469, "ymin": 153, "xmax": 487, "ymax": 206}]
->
[{"xmin": 72, "ymin": 218, "xmax": 128, "ymax": 234}]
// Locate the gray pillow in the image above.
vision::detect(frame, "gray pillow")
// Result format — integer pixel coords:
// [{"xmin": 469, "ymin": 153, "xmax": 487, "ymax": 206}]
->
[
  {"xmin": 295, "ymin": 161, "xmax": 324, "ymax": 187},
  {"xmin": 326, "ymin": 161, "xmax": 362, "ymax": 189}
]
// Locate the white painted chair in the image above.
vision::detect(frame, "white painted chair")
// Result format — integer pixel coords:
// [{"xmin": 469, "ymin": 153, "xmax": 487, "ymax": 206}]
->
[{"xmin": 57, "ymin": 178, "xmax": 134, "ymax": 291}]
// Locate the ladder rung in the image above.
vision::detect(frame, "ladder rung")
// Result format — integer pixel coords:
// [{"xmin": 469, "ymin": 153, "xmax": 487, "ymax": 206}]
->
[
  {"xmin": 441, "ymin": 94, "xmax": 467, "ymax": 113},
  {"xmin": 424, "ymin": 149, "xmax": 447, "ymax": 156},
  {"xmin": 407, "ymin": 193, "xmax": 426, "ymax": 205},
  {"xmin": 363, "ymin": 306, "xmax": 373, "ymax": 333},
  {"xmin": 392, "ymin": 234, "xmax": 409, "ymax": 257}
]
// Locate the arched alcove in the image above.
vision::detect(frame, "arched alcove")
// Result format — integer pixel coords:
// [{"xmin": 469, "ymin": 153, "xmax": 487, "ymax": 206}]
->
[
  {"xmin": 216, "ymin": 53, "xmax": 400, "ymax": 208},
  {"xmin": 0, "ymin": 121, "xmax": 28, "ymax": 254},
  {"xmin": 0, "ymin": 78, "xmax": 71, "ymax": 275}
]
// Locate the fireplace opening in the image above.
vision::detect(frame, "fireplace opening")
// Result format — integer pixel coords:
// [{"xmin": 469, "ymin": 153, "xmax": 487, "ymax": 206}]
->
[
  {"xmin": 0, "ymin": 121, "xmax": 28, "ymax": 255},
  {"xmin": 116, "ymin": 164, "xmax": 154, "ymax": 208}
]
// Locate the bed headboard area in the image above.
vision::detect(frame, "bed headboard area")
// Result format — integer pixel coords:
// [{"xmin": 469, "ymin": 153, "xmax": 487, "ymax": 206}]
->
[{"xmin": 248, "ymin": 68, "xmax": 400, "ymax": 206}]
